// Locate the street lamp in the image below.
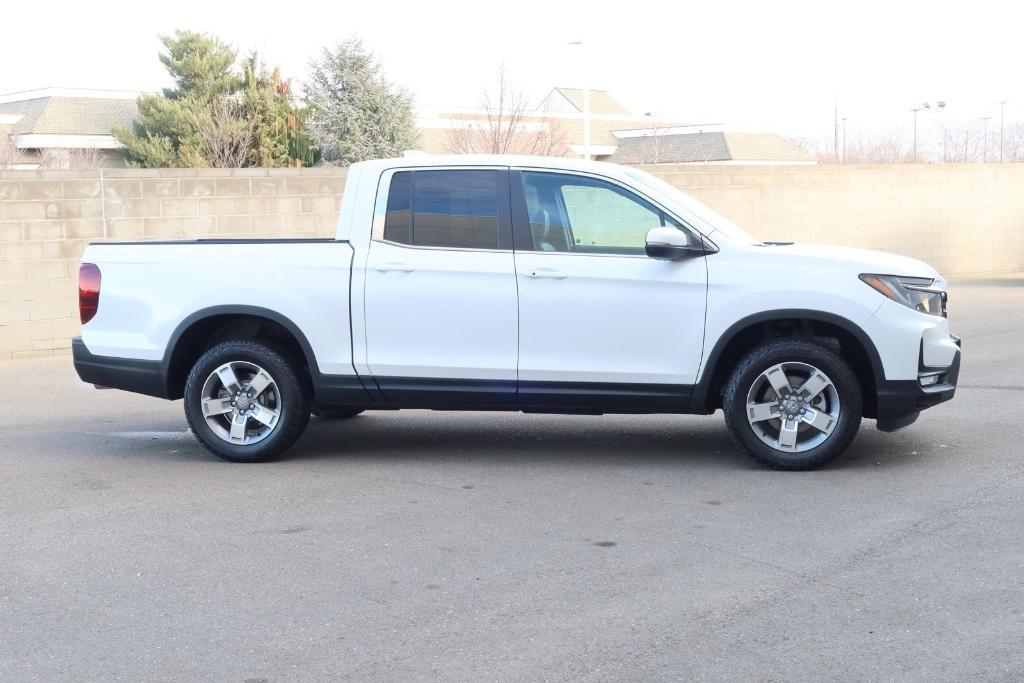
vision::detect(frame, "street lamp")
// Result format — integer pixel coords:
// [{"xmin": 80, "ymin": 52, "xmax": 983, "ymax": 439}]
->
[
  {"xmin": 567, "ymin": 40, "xmax": 590, "ymax": 161},
  {"xmin": 910, "ymin": 101, "xmax": 945, "ymax": 163},
  {"xmin": 841, "ymin": 117, "xmax": 847, "ymax": 163}
]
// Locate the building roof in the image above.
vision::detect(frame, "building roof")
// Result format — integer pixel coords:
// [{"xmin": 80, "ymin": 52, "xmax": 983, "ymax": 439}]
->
[
  {"xmin": 607, "ymin": 132, "xmax": 730, "ymax": 164},
  {"xmin": 606, "ymin": 131, "xmax": 813, "ymax": 164},
  {"xmin": 722, "ymin": 132, "xmax": 814, "ymax": 162},
  {"xmin": 544, "ymin": 88, "xmax": 631, "ymax": 116},
  {"xmin": 0, "ymin": 89, "xmax": 138, "ymax": 136}
]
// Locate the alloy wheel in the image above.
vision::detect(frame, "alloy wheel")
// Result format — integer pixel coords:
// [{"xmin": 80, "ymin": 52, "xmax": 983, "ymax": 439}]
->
[
  {"xmin": 745, "ymin": 361, "xmax": 840, "ymax": 453},
  {"xmin": 200, "ymin": 361, "xmax": 282, "ymax": 446}
]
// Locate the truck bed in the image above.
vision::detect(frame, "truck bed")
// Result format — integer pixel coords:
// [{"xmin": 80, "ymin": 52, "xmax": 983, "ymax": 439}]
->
[{"xmin": 78, "ymin": 239, "xmax": 357, "ymax": 378}]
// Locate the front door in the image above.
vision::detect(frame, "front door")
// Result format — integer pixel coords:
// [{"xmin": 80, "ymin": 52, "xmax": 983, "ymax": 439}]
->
[
  {"xmin": 512, "ymin": 170, "xmax": 708, "ymax": 410},
  {"xmin": 363, "ymin": 168, "xmax": 518, "ymax": 406}
]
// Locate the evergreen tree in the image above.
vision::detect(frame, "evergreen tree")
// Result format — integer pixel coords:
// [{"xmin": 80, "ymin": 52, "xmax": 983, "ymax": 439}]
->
[
  {"xmin": 113, "ymin": 30, "xmax": 314, "ymax": 168},
  {"xmin": 304, "ymin": 38, "xmax": 418, "ymax": 165}
]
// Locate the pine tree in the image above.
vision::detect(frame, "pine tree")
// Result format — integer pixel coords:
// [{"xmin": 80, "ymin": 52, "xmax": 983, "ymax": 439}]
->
[
  {"xmin": 304, "ymin": 38, "xmax": 419, "ymax": 165},
  {"xmin": 113, "ymin": 30, "xmax": 313, "ymax": 168}
]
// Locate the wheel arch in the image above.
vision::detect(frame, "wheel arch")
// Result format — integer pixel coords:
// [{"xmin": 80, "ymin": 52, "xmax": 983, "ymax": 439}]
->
[
  {"xmin": 162, "ymin": 306, "xmax": 319, "ymax": 400},
  {"xmin": 693, "ymin": 309, "xmax": 885, "ymax": 418}
]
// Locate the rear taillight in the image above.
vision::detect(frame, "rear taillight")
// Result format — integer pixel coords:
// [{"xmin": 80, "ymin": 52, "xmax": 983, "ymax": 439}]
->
[{"xmin": 79, "ymin": 263, "xmax": 101, "ymax": 324}]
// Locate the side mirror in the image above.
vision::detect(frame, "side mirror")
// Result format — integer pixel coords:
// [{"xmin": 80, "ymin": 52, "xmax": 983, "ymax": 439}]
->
[{"xmin": 645, "ymin": 227, "xmax": 702, "ymax": 261}]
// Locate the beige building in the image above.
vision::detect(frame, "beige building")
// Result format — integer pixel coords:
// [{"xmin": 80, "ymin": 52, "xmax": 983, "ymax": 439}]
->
[
  {"xmin": 417, "ymin": 87, "xmax": 813, "ymax": 165},
  {"xmin": 0, "ymin": 85, "xmax": 812, "ymax": 168},
  {"xmin": 0, "ymin": 88, "xmax": 138, "ymax": 168}
]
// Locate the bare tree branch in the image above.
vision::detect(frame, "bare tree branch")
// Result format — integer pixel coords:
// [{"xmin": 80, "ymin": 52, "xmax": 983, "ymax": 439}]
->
[
  {"xmin": 37, "ymin": 147, "xmax": 106, "ymax": 169},
  {"xmin": 190, "ymin": 96, "xmax": 256, "ymax": 167},
  {"xmin": 791, "ymin": 129, "xmax": 913, "ymax": 163},
  {"xmin": 446, "ymin": 65, "xmax": 568, "ymax": 156},
  {"xmin": 0, "ymin": 133, "xmax": 21, "ymax": 169}
]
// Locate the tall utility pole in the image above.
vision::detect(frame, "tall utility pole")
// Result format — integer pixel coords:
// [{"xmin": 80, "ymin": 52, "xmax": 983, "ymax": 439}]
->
[
  {"xmin": 997, "ymin": 101, "xmax": 1007, "ymax": 163},
  {"xmin": 842, "ymin": 117, "xmax": 847, "ymax": 163},
  {"xmin": 567, "ymin": 40, "xmax": 590, "ymax": 161},
  {"xmin": 833, "ymin": 96, "xmax": 839, "ymax": 163},
  {"xmin": 910, "ymin": 101, "xmax": 945, "ymax": 163},
  {"xmin": 980, "ymin": 116, "xmax": 992, "ymax": 162},
  {"xmin": 911, "ymin": 106, "xmax": 924, "ymax": 163}
]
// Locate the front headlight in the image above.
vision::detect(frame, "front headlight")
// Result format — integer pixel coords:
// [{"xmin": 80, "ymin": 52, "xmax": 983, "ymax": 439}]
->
[{"xmin": 860, "ymin": 274, "xmax": 947, "ymax": 317}]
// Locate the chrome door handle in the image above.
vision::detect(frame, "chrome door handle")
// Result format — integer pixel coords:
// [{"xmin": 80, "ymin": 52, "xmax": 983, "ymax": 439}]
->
[
  {"xmin": 527, "ymin": 270, "xmax": 568, "ymax": 279},
  {"xmin": 374, "ymin": 263, "xmax": 415, "ymax": 273}
]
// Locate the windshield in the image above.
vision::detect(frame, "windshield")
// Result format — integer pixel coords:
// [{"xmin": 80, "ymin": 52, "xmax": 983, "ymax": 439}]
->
[{"xmin": 624, "ymin": 168, "xmax": 763, "ymax": 244}]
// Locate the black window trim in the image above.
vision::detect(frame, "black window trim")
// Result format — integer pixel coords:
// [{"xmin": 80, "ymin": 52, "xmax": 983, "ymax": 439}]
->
[
  {"xmin": 509, "ymin": 167, "xmax": 709, "ymax": 256},
  {"xmin": 371, "ymin": 166, "xmax": 514, "ymax": 253}
]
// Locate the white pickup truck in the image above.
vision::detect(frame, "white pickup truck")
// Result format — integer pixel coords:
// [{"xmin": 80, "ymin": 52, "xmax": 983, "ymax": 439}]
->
[{"xmin": 73, "ymin": 155, "xmax": 961, "ymax": 469}]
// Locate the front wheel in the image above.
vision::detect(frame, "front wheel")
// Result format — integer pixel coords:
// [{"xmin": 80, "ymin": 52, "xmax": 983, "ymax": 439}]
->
[
  {"xmin": 723, "ymin": 339, "xmax": 862, "ymax": 470},
  {"xmin": 184, "ymin": 340, "xmax": 311, "ymax": 463}
]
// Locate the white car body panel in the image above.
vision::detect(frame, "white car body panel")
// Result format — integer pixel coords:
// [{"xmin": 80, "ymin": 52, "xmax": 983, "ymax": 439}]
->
[
  {"xmin": 515, "ymin": 250, "xmax": 707, "ymax": 384},
  {"xmin": 362, "ymin": 240, "xmax": 518, "ymax": 380},
  {"xmin": 75, "ymin": 154, "xmax": 960, "ymax": 431},
  {"xmin": 79, "ymin": 242, "xmax": 358, "ymax": 376}
]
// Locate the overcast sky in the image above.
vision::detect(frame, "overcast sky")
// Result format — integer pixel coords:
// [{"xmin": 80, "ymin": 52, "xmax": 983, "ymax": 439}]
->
[{"xmin": 2, "ymin": 0, "xmax": 1020, "ymax": 142}]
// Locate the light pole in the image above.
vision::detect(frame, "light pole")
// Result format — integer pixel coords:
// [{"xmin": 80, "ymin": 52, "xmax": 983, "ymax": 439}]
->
[
  {"xmin": 911, "ymin": 105, "xmax": 925, "ymax": 163},
  {"xmin": 980, "ymin": 116, "xmax": 992, "ymax": 162},
  {"xmin": 842, "ymin": 117, "xmax": 847, "ymax": 163},
  {"xmin": 910, "ymin": 101, "xmax": 945, "ymax": 163},
  {"xmin": 997, "ymin": 100, "xmax": 1007, "ymax": 163},
  {"xmin": 567, "ymin": 40, "xmax": 590, "ymax": 160},
  {"xmin": 833, "ymin": 96, "xmax": 839, "ymax": 163}
]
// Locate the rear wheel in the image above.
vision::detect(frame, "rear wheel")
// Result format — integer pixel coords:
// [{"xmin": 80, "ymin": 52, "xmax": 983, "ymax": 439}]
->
[
  {"xmin": 723, "ymin": 339, "xmax": 862, "ymax": 470},
  {"xmin": 184, "ymin": 340, "xmax": 310, "ymax": 463}
]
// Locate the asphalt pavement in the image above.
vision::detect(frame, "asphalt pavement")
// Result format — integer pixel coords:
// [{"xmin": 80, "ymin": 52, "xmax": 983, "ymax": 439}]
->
[{"xmin": 1, "ymin": 276, "xmax": 1023, "ymax": 681}]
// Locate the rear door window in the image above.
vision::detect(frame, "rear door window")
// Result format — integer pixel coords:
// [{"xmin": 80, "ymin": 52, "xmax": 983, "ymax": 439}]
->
[{"xmin": 383, "ymin": 170, "xmax": 500, "ymax": 249}]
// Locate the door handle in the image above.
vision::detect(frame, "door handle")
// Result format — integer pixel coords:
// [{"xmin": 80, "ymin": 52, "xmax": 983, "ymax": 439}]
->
[
  {"xmin": 527, "ymin": 270, "xmax": 568, "ymax": 279},
  {"xmin": 374, "ymin": 263, "xmax": 415, "ymax": 273}
]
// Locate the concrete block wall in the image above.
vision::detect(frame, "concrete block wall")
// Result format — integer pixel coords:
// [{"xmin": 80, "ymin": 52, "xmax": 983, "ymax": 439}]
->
[
  {"xmin": 1, "ymin": 163, "xmax": 1023, "ymax": 360},
  {"xmin": 0, "ymin": 167, "xmax": 345, "ymax": 360},
  {"xmin": 639, "ymin": 163, "xmax": 1024, "ymax": 277}
]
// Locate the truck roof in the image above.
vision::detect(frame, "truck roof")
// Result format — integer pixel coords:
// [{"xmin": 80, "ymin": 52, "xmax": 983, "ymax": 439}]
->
[{"xmin": 350, "ymin": 154, "xmax": 633, "ymax": 178}]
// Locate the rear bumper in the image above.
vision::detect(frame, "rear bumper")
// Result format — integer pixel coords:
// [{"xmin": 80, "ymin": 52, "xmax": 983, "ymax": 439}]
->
[
  {"xmin": 72, "ymin": 337, "xmax": 170, "ymax": 399},
  {"xmin": 875, "ymin": 335, "xmax": 961, "ymax": 432}
]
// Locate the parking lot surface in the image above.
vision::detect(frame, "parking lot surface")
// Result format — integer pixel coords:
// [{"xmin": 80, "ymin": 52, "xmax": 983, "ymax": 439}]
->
[{"xmin": 2, "ymin": 276, "xmax": 1023, "ymax": 681}]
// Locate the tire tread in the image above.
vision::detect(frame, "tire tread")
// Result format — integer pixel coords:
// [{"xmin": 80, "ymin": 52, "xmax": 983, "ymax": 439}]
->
[
  {"xmin": 183, "ymin": 339, "xmax": 310, "ymax": 463},
  {"xmin": 722, "ymin": 338, "xmax": 863, "ymax": 471}
]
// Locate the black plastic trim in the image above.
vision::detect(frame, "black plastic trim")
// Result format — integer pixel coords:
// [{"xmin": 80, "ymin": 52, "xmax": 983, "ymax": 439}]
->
[
  {"xmin": 876, "ymin": 410, "xmax": 920, "ymax": 432},
  {"xmin": 509, "ymin": 170, "xmax": 535, "ymax": 252},
  {"xmin": 160, "ymin": 304, "xmax": 372, "ymax": 406},
  {"xmin": 692, "ymin": 309, "xmax": 887, "ymax": 413},
  {"xmin": 72, "ymin": 337, "xmax": 169, "ymax": 398},
  {"xmin": 375, "ymin": 377, "xmax": 517, "ymax": 408},
  {"xmin": 875, "ymin": 344, "xmax": 960, "ymax": 421},
  {"xmin": 365, "ymin": 377, "xmax": 693, "ymax": 413},
  {"xmin": 517, "ymin": 380, "xmax": 692, "ymax": 413}
]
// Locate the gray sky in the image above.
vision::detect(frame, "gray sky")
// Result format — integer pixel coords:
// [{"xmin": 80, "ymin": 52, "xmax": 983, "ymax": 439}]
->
[{"xmin": 2, "ymin": 0, "xmax": 1019, "ymax": 141}]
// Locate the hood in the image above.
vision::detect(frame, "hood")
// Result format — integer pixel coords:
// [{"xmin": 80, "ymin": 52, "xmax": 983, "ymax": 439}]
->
[{"xmin": 756, "ymin": 242, "xmax": 940, "ymax": 280}]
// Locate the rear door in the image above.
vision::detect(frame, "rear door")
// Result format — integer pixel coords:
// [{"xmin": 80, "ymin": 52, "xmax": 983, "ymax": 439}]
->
[
  {"xmin": 511, "ymin": 169, "xmax": 708, "ymax": 409},
  {"xmin": 362, "ymin": 167, "xmax": 518, "ymax": 406}
]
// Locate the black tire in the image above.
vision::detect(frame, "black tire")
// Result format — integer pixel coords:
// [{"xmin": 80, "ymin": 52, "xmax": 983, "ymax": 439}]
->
[
  {"xmin": 723, "ymin": 338, "xmax": 862, "ymax": 471},
  {"xmin": 184, "ymin": 340, "xmax": 311, "ymax": 463},
  {"xmin": 314, "ymin": 408, "xmax": 364, "ymax": 420}
]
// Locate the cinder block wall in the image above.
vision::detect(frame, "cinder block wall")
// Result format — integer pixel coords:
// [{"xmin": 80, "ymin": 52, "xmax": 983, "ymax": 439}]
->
[
  {"xmin": 637, "ymin": 163, "xmax": 1024, "ymax": 276},
  {"xmin": 1, "ymin": 163, "xmax": 1023, "ymax": 360},
  {"xmin": 0, "ymin": 167, "xmax": 345, "ymax": 360}
]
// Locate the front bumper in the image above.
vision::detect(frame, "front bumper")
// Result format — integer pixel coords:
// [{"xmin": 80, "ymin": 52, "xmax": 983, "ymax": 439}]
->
[{"xmin": 875, "ymin": 335, "xmax": 961, "ymax": 432}]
